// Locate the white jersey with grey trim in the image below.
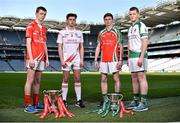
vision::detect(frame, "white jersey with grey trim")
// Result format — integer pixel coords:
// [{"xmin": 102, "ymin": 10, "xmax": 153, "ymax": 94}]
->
[
  {"xmin": 57, "ymin": 27, "xmax": 84, "ymax": 62},
  {"xmin": 128, "ymin": 20, "xmax": 148, "ymax": 52}
]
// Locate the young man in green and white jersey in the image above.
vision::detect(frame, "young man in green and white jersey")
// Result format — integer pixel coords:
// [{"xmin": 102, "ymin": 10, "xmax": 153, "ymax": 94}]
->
[{"xmin": 127, "ymin": 7, "xmax": 149, "ymax": 112}]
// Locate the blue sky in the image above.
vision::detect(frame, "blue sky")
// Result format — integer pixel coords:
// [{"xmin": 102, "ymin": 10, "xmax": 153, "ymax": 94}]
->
[{"xmin": 0, "ymin": 0, "xmax": 170, "ymax": 23}]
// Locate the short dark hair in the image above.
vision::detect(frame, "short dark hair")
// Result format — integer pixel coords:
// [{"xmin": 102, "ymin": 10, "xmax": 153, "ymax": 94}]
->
[
  {"xmin": 66, "ymin": 13, "xmax": 77, "ymax": 20},
  {"xmin": 129, "ymin": 7, "xmax": 139, "ymax": 13},
  {"xmin": 103, "ymin": 13, "xmax": 113, "ymax": 19},
  {"xmin": 36, "ymin": 6, "xmax": 47, "ymax": 13}
]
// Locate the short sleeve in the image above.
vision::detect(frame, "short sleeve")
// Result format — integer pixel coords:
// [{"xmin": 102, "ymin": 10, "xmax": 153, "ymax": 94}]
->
[
  {"xmin": 25, "ymin": 25, "xmax": 33, "ymax": 38},
  {"xmin": 79, "ymin": 31, "xmax": 84, "ymax": 43},
  {"xmin": 57, "ymin": 32, "xmax": 63, "ymax": 44},
  {"xmin": 140, "ymin": 23, "xmax": 148, "ymax": 39}
]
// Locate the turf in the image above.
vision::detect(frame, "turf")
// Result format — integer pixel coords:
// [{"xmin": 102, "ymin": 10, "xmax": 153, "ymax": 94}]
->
[{"xmin": 0, "ymin": 72, "xmax": 180, "ymax": 122}]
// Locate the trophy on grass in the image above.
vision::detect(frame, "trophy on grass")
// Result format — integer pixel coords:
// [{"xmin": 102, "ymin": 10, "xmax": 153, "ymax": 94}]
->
[
  {"xmin": 45, "ymin": 90, "xmax": 60, "ymax": 102},
  {"xmin": 97, "ymin": 93, "xmax": 134, "ymax": 118},
  {"xmin": 44, "ymin": 90, "xmax": 61, "ymax": 109},
  {"xmin": 38, "ymin": 90, "xmax": 74, "ymax": 119},
  {"xmin": 107, "ymin": 93, "xmax": 122, "ymax": 116}
]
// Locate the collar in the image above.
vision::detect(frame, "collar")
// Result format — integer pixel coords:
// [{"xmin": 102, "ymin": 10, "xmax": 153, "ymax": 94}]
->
[
  {"xmin": 105, "ymin": 26, "xmax": 114, "ymax": 32},
  {"xmin": 132, "ymin": 19, "xmax": 141, "ymax": 26},
  {"xmin": 34, "ymin": 20, "xmax": 43, "ymax": 28},
  {"xmin": 66, "ymin": 26, "xmax": 76, "ymax": 31}
]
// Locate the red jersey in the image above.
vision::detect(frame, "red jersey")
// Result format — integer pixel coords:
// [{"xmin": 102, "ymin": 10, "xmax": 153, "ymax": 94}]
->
[
  {"xmin": 97, "ymin": 27, "xmax": 123, "ymax": 62},
  {"xmin": 25, "ymin": 20, "xmax": 47, "ymax": 61}
]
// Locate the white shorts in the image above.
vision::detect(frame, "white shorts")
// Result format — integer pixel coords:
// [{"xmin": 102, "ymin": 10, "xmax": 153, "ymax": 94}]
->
[
  {"xmin": 62, "ymin": 61, "xmax": 80, "ymax": 71},
  {"xmin": 99, "ymin": 62, "xmax": 119, "ymax": 74},
  {"xmin": 129, "ymin": 58, "xmax": 148, "ymax": 72},
  {"xmin": 26, "ymin": 60, "xmax": 45, "ymax": 71}
]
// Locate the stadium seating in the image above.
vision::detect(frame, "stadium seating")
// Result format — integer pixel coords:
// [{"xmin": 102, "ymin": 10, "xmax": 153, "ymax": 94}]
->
[
  {"xmin": 0, "ymin": 23, "xmax": 179, "ymax": 72},
  {"xmin": 148, "ymin": 58, "xmax": 180, "ymax": 72},
  {"xmin": 17, "ymin": 31, "xmax": 26, "ymax": 45},
  {"xmin": 8, "ymin": 59, "xmax": 25, "ymax": 71},
  {"xmin": 0, "ymin": 60, "xmax": 13, "ymax": 71},
  {"xmin": 49, "ymin": 60, "xmax": 61, "ymax": 71},
  {"xmin": 84, "ymin": 61, "xmax": 96, "ymax": 72},
  {"xmin": 0, "ymin": 29, "xmax": 21, "ymax": 45},
  {"xmin": 47, "ymin": 33, "xmax": 57, "ymax": 47},
  {"xmin": 149, "ymin": 24, "xmax": 180, "ymax": 44}
]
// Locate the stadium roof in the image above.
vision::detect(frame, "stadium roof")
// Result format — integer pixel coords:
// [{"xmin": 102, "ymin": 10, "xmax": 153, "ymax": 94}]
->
[
  {"xmin": 0, "ymin": 0, "xmax": 179, "ymax": 31},
  {"xmin": 115, "ymin": 0, "xmax": 180, "ymax": 29},
  {"xmin": 0, "ymin": 17, "xmax": 90, "ymax": 32}
]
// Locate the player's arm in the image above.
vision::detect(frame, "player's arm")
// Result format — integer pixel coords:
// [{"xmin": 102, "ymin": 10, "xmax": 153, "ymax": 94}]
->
[
  {"xmin": 94, "ymin": 41, "xmax": 100, "ymax": 69},
  {"xmin": 94, "ymin": 41, "xmax": 100, "ymax": 62},
  {"xmin": 79, "ymin": 42, "xmax": 84, "ymax": 67},
  {"xmin": 58, "ymin": 43, "xmax": 66, "ymax": 68},
  {"xmin": 117, "ymin": 31, "xmax": 123, "ymax": 69},
  {"xmin": 127, "ymin": 42, "xmax": 130, "ymax": 66},
  {"xmin": 26, "ymin": 38, "xmax": 34, "ymax": 68},
  {"xmin": 139, "ymin": 38, "xmax": 148, "ymax": 60},
  {"xmin": 94, "ymin": 33, "xmax": 101, "ymax": 62},
  {"xmin": 138, "ymin": 24, "xmax": 149, "ymax": 67},
  {"xmin": 57, "ymin": 32, "xmax": 66, "ymax": 68},
  {"xmin": 117, "ymin": 42, "xmax": 123, "ymax": 70},
  {"xmin": 44, "ymin": 43, "xmax": 49, "ymax": 67},
  {"xmin": 58, "ymin": 43, "xmax": 64, "ymax": 62}
]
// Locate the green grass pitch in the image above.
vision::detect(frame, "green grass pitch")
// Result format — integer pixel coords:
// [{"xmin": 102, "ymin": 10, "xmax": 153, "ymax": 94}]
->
[{"xmin": 0, "ymin": 72, "xmax": 180, "ymax": 122}]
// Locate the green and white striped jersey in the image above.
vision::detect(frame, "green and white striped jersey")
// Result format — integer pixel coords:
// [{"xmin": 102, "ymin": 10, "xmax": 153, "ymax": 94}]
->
[{"xmin": 128, "ymin": 20, "xmax": 148, "ymax": 58}]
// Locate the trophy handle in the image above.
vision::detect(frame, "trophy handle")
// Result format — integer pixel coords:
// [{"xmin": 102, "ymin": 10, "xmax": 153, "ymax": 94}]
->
[
  {"xmin": 43, "ymin": 90, "xmax": 48, "ymax": 95},
  {"xmin": 107, "ymin": 93, "xmax": 124, "ymax": 102},
  {"xmin": 43, "ymin": 90, "xmax": 62, "ymax": 96},
  {"xmin": 58, "ymin": 90, "xmax": 62, "ymax": 96},
  {"xmin": 119, "ymin": 94, "xmax": 123, "ymax": 100}
]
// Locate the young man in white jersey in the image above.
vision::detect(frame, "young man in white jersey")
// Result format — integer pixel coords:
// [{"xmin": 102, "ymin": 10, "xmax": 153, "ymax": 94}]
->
[
  {"xmin": 57, "ymin": 13, "xmax": 85, "ymax": 108},
  {"xmin": 127, "ymin": 7, "xmax": 149, "ymax": 112}
]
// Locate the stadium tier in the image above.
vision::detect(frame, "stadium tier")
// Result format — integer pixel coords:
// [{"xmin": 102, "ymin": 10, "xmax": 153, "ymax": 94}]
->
[
  {"xmin": 0, "ymin": 23, "xmax": 179, "ymax": 72},
  {"xmin": 0, "ymin": 23, "xmax": 180, "ymax": 72},
  {"xmin": 149, "ymin": 24, "xmax": 180, "ymax": 44}
]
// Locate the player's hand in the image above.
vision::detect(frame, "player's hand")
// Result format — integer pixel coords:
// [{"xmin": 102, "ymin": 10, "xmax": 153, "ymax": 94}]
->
[
  {"xmin": 46, "ymin": 59, "xmax": 49, "ymax": 68},
  {"xmin": 94, "ymin": 61, "xmax": 99, "ymax": 69},
  {"xmin": 137, "ymin": 57, "xmax": 143, "ymax": 67},
  {"xmin": 116, "ymin": 61, "xmax": 122, "ymax": 70},
  {"xmin": 29, "ymin": 59, "xmax": 35, "ymax": 68},
  {"xmin": 61, "ymin": 61, "xmax": 67, "ymax": 68},
  {"xmin": 80, "ymin": 60, "xmax": 84, "ymax": 68}
]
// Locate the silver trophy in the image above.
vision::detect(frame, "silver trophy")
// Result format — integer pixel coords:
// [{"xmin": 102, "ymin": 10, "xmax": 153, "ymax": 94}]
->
[
  {"xmin": 107, "ymin": 93, "xmax": 123, "ymax": 110},
  {"xmin": 43, "ymin": 90, "xmax": 62, "ymax": 103}
]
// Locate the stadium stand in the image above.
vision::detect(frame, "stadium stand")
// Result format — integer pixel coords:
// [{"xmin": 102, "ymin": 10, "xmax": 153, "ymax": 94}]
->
[
  {"xmin": 149, "ymin": 24, "xmax": 180, "ymax": 44},
  {"xmin": 8, "ymin": 59, "xmax": 25, "ymax": 71},
  {"xmin": 0, "ymin": 22, "xmax": 179, "ymax": 72},
  {"xmin": 0, "ymin": 59, "xmax": 13, "ymax": 71},
  {"xmin": 148, "ymin": 57, "xmax": 180, "ymax": 72},
  {"xmin": 49, "ymin": 60, "xmax": 61, "ymax": 71},
  {"xmin": 0, "ymin": 29, "xmax": 21, "ymax": 45},
  {"xmin": 0, "ymin": 0, "xmax": 179, "ymax": 72},
  {"xmin": 47, "ymin": 33, "xmax": 58, "ymax": 47},
  {"xmin": 17, "ymin": 31, "xmax": 26, "ymax": 45}
]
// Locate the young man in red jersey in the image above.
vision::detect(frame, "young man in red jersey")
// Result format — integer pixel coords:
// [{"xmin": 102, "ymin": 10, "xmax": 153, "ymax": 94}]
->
[
  {"xmin": 24, "ymin": 6, "xmax": 49, "ymax": 113},
  {"xmin": 94, "ymin": 13, "xmax": 123, "ymax": 106}
]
